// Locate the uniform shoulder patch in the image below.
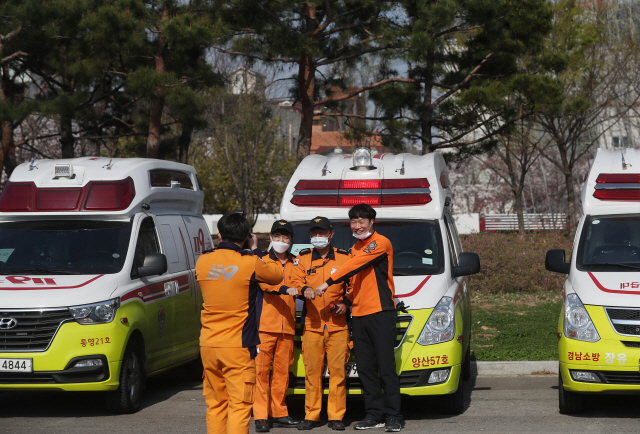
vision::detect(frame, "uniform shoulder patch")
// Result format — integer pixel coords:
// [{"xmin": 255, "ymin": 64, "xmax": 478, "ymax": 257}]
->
[
  {"xmin": 240, "ymin": 249, "xmax": 254, "ymax": 256},
  {"xmin": 336, "ymin": 248, "xmax": 349, "ymax": 255},
  {"xmin": 202, "ymin": 248, "xmax": 215, "ymax": 254},
  {"xmin": 363, "ymin": 240, "xmax": 378, "ymax": 254},
  {"xmin": 293, "ymin": 258, "xmax": 300, "ymax": 266},
  {"xmin": 298, "ymin": 248, "xmax": 312, "ymax": 255}
]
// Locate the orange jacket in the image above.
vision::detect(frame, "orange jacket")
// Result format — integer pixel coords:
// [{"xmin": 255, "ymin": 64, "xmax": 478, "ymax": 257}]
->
[
  {"xmin": 257, "ymin": 249, "xmax": 297, "ymax": 335},
  {"xmin": 325, "ymin": 231, "xmax": 395, "ymax": 317},
  {"xmin": 290, "ymin": 246, "xmax": 351, "ymax": 332},
  {"xmin": 196, "ymin": 242, "xmax": 283, "ymax": 348}
]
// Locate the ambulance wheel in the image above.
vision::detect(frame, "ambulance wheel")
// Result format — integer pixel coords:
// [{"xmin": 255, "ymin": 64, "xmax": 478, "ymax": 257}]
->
[
  {"xmin": 440, "ymin": 373, "xmax": 464, "ymax": 414},
  {"xmin": 462, "ymin": 344, "xmax": 471, "ymax": 381},
  {"xmin": 184, "ymin": 353, "xmax": 204, "ymax": 382},
  {"xmin": 107, "ymin": 339, "xmax": 145, "ymax": 414},
  {"xmin": 558, "ymin": 373, "xmax": 584, "ymax": 414}
]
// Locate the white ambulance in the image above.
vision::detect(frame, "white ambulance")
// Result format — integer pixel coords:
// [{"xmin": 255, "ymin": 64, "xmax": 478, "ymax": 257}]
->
[
  {"xmin": 0, "ymin": 157, "xmax": 212, "ymax": 413},
  {"xmin": 546, "ymin": 148, "xmax": 640, "ymax": 413},
  {"xmin": 281, "ymin": 148, "xmax": 480, "ymax": 414}
]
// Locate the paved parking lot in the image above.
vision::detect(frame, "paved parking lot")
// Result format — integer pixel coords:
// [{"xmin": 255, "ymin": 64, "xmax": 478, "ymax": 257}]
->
[{"xmin": 2, "ymin": 369, "xmax": 639, "ymax": 433}]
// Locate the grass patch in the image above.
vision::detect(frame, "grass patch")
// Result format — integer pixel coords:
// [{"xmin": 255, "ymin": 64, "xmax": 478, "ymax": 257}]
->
[{"xmin": 471, "ymin": 294, "xmax": 562, "ymax": 361}]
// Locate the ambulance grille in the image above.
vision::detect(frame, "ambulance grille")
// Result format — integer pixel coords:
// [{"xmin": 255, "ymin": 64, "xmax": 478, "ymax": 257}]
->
[
  {"xmin": 599, "ymin": 371, "xmax": 640, "ymax": 384},
  {"xmin": 606, "ymin": 308, "xmax": 640, "ymax": 320},
  {"xmin": 606, "ymin": 308, "xmax": 640, "ymax": 336},
  {"xmin": 0, "ymin": 309, "xmax": 73, "ymax": 352},
  {"xmin": 621, "ymin": 341, "xmax": 640, "ymax": 348}
]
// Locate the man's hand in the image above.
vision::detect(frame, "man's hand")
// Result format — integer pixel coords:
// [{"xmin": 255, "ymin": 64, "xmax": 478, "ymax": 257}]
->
[
  {"xmin": 247, "ymin": 233, "xmax": 258, "ymax": 250},
  {"xmin": 304, "ymin": 287, "xmax": 316, "ymax": 300},
  {"xmin": 286, "ymin": 287, "xmax": 299, "ymax": 296},
  {"xmin": 333, "ymin": 303, "xmax": 347, "ymax": 315},
  {"xmin": 315, "ymin": 282, "xmax": 329, "ymax": 297}
]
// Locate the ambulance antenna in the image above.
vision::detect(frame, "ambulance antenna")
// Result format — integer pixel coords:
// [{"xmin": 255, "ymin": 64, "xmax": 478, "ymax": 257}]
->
[
  {"xmin": 622, "ymin": 152, "xmax": 631, "ymax": 170},
  {"xmin": 28, "ymin": 156, "xmax": 38, "ymax": 171},
  {"xmin": 322, "ymin": 161, "xmax": 331, "ymax": 176},
  {"xmin": 103, "ymin": 158, "xmax": 113, "ymax": 170},
  {"xmin": 395, "ymin": 157, "xmax": 405, "ymax": 175}
]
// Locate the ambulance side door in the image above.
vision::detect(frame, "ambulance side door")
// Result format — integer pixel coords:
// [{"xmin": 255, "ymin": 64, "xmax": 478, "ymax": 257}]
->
[
  {"xmin": 443, "ymin": 212, "xmax": 470, "ymax": 349},
  {"xmin": 157, "ymin": 215, "xmax": 203, "ymax": 365},
  {"xmin": 131, "ymin": 215, "xmax": 175, "ymax": 373}
]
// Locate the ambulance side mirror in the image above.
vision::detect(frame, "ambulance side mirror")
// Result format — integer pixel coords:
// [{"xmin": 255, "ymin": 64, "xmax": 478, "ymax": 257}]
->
[
  {"xmin": 138, "ymin": 253, "xmax": 168, "ymax": 278},
  {"xmin": 453, "ymin": 252, "xmax": 480, "ymax": 277},
  {"xmin": 545, "ymin": 249, "xmax": 570, "ymax": 274}
]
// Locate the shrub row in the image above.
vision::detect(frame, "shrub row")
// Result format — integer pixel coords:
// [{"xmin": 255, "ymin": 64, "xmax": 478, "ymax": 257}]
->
[{"xmin": 462, "ymin": 231, "xmax": 574, "ymax": 293}]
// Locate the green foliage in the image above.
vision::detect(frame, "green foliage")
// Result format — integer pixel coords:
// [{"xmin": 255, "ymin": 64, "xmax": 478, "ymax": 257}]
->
[
  {"xmin": 462, "ymin": 231, "xmax": 573, "ymax": 294},
  {"xmin": 193, "ymin": 93, "xmax": 296, "ymax": 224},
  {"xmin": 369, "ymin": 0, "xmax": 559, "ymax": 153},
  {"xmin": 471, "ymin": 298, "xmax": 562, "ymax": 361}
]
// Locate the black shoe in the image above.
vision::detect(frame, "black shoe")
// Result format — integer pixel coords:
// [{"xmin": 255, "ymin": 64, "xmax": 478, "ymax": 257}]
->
[
  {"xmin": 297, "ymin": 420, "xmax": 316, "ymax": 430},
  {"xmin": 256, "ymin": 419, "xmax": 270, "ymax": 432},
  {"xmin": 385, "ymin": 418, "xmax": 403, "ymax": 432},
  {"xmin": 354, "ymin": 418, "xmax": 385, "ymax": 430},
  {"xmin": 273, "ymin": 416, "xmax": 301, "ymax": 428},
  {"xmin": 328, "ymin": 420, "xmax": 345, "ymax": 431}
]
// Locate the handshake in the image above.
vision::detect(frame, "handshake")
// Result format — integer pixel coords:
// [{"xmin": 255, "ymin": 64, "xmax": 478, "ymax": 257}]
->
[{"xmin": 285, "ymin": 283, "xmax": 346, "ymax": 314}]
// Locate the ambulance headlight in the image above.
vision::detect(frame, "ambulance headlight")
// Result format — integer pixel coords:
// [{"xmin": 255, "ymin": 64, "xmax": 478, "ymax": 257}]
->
[
  {"xmin": 353, "ymin": 147, "xmax": 372, "ymax": 168},
  {"xmin": 69, "ymin": 298, "xmax": 120, "ymax": 324},
  {"xmin": 417, "ymin": 296, "xmax": 455, "ymax": 346},
  {"xmin": 564, "ymin": 293, "xmax": 599, "ymax": 342}
]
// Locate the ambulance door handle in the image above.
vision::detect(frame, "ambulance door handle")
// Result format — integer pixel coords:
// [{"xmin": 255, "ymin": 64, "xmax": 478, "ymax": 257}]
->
[{"xmin": 164, "ymin": 281, "xmax": 178, "ymax": 298}]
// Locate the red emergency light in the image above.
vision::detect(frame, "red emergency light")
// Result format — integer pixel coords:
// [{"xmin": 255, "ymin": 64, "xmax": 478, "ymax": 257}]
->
[
  {"xmin": 291, "ymin": 178, "xmax": 431, "ymax": 207},
  {"xmin": 0, "ymin": 177, "xmax": 136, "ymax": 212},
  {"xmin": 593, "ymin": 173, "xmax": 640, "ymax": 201},
  {"xmin": 596, "ymin": 174, "xmax": 640, "ymax": 183}
]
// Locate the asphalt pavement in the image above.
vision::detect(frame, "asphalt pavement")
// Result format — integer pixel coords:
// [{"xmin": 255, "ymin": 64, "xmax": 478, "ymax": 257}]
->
[{"xmin": 1, "ymin": 367, "xmax": 639, "ymax": 433}]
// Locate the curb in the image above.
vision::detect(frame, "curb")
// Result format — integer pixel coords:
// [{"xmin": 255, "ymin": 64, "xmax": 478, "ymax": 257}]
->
[{"xmin": 471, "ymin": 361, "xmax": 558, "ymax": 377}]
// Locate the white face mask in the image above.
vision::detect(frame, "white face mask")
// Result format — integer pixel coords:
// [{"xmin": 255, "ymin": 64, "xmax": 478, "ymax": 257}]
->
[
  {"xmin": 352, "ymin": 225, "xmax": 373, "ymax": 240},
  {"xmin": 271, "ymin": 241, "xmax": 290, "ymax": 253},
  {"xmin": 310, "ymin": 236, "xmax": 330, "ymax": 249}
]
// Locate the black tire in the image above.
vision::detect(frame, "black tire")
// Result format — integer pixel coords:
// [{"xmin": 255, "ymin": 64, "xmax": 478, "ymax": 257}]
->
[
  {"xmin": 184, "ymin": 352, "xmax": 204, "ymax": 382},
  {"xmin": 558, "ymin": 372, "xmax": 584, "ymax": 414},
  {"xmin": 462, "ymin": 343, "xmax": 471, "ymax": 381},
  {"xmin": 106, "ymin": 338, "xmax": 145, "ymax": 414},
  {"xmin": 439, "ymin": 372, "xmax": 464, "ymax": 414}
]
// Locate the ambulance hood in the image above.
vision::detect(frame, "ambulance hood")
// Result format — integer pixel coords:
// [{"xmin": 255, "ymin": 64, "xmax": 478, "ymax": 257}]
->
[
  {"xmin": 394, "ymin": 274, "xmax": 449, "ymax": 308},
  {"xmin": 571, "ymin": 271, "xmax": 640, "ymax": 307},
  {"xmin": 0, "ymin": 274, "xmax": 118, "ymax": 309}
]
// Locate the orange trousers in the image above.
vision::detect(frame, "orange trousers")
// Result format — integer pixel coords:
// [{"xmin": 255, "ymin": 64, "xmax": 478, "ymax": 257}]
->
[
  {"xmin": 253, "ymin": 331, "xmax": 294, "ymax": 420},
  {"xmin": 202, "ymin": 346, "xmax": 256, "ymax": 434},
  {"xmin": 302, "ymin": 328, "xmax": 350, "ymax": 421}
]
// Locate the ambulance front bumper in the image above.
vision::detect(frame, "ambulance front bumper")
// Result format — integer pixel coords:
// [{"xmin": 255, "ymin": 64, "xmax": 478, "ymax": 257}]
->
[{"xmin": 0, "ymin": 319, "xmax": 127, "ymax": 391}]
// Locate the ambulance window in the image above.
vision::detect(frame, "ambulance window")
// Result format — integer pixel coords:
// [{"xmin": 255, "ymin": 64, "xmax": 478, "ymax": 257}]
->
[
  {"xmin": 578, "ymin": 215, "xmax": 640, "ymax": 272},
  {"xmin": 291, "ymin": 220, "xmax": 444, "ymax": 276},
  {"xmin": 445, "ymin": 214, "xmax": 463, "ymax": 255},
  {"xmin": 443, "ymin": 220, "xmax": 458, "ymax": 267},
  {"xmin": 150, "ymin": 170, "xmax": 194, "ymax": 190},
  {"xmin": 131, "ymin": 217, "xmax": 160, "ymax": 279}
]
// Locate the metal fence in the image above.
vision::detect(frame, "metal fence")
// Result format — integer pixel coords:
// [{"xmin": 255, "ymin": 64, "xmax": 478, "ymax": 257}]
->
[{"xmin": 480, "ymin": 213, "xmax": 567, "ymax": 231}]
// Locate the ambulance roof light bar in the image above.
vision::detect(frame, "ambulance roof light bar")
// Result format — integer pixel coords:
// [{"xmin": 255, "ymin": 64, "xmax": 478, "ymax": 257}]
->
[{"xmin": 594, "ymin": 173, "xmax": 640, "ymax": 201}]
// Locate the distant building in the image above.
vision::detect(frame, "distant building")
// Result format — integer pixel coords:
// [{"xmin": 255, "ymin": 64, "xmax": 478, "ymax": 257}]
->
[{"xmin": 228, "ymin": 67, "xmax": 266, "ymax": 96}]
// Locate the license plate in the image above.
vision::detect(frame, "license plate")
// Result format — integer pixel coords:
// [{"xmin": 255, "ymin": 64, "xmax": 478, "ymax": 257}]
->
[
  {"xmin": 323, "ymin": 362, "xmax": 358, "ymax": 378},
  {"xmin": 0, "ymin": 358, "xmax": 32, "ymax": 373}
]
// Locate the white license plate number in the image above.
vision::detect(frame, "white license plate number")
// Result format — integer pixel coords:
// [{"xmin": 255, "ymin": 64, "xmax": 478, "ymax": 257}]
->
[
  {"xmin": 0, "ymin": 358, "xmax": 32, "ymax": 372},
  {"xmin": 323, "ymin": 362, "xmax": 358, "ymax": 378}
]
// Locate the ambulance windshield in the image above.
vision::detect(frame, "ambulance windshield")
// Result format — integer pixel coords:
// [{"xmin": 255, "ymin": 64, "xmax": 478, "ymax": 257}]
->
[
  {"xmin": 291, "ymin": 220, "xmax": 444, "ymax": 276},
  {"xmin": 578, "ymin": 215, "xmax": 640, "ymax": 272},
  {"xmin": 0, "ymin": 220, "xmax": 132, "ymax": 275}
]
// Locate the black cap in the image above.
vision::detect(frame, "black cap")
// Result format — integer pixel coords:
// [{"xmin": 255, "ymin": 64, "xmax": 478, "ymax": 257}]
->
[
  {"xmin": 271, "ymin": 219, "xmax": 293, "ymax": 235},
  {"xmin": 309, "ymin": 216, "xmax": 332, "ymax": 230}
]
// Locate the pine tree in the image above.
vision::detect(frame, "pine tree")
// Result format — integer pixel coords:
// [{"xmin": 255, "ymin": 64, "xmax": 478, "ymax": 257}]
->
[
  {"xmin": 220, "ymin": 0, "xmax": 404, "ymax": 163},
  {"xmin": 370, "ymin": 0, "xmax": 557, "ymax": 154}
]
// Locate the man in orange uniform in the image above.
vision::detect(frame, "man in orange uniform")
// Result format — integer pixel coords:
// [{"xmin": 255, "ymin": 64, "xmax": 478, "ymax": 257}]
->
[
  {"xmin": 196, "ymin": 212, "xmax": 283, "ymax": 434},
  {"xmin": 315, "ymin": 204, "xmax": 403, "ymax": 432},
  {"xmin": 254, "ymin": 220, "xmax": 301, "ymax": 432},
  {"xmin": 291, "ymin": 216, "xmax": 351, "ymax": 431}
]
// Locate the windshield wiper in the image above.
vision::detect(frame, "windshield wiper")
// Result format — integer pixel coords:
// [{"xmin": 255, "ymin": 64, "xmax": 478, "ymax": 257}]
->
[
  {"xmin": 588, "ymin": 263, "xmax": 640, "ymax": 271},
  {"xmin": 0, "ymin": 268, "xmax": 82, "ymax": 275}
]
